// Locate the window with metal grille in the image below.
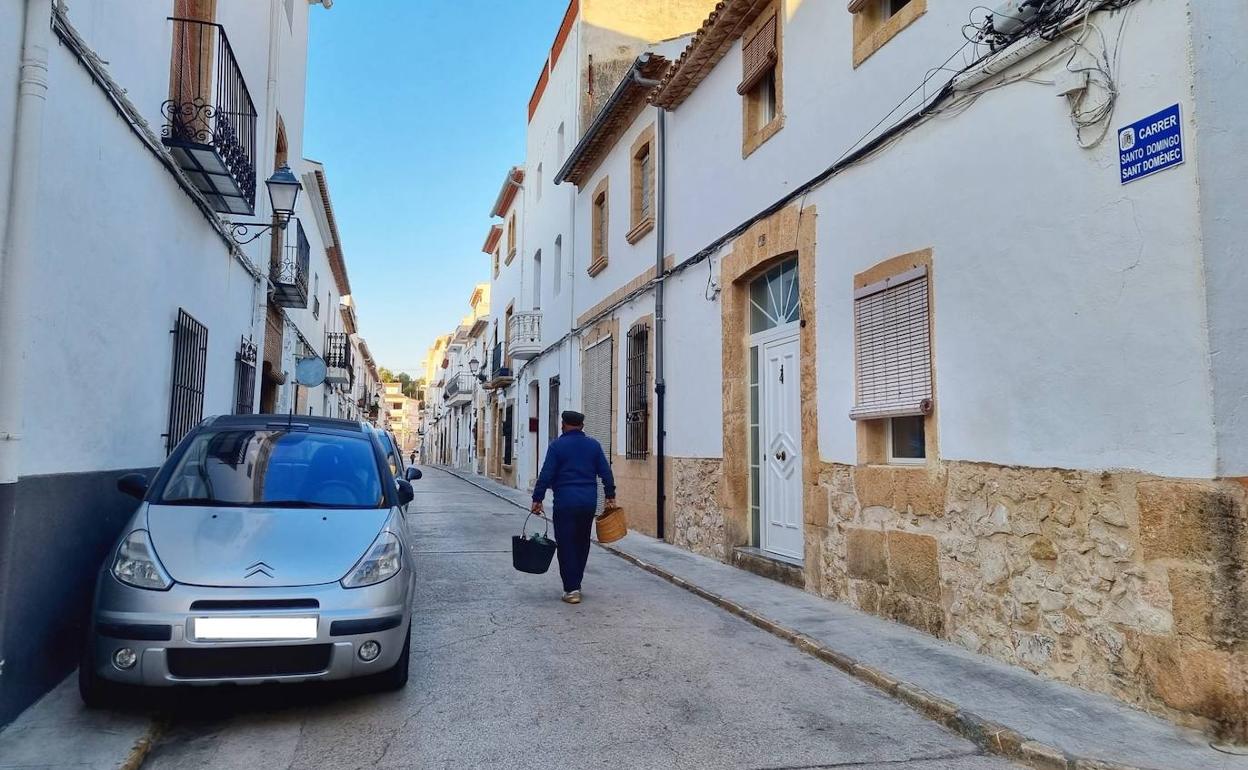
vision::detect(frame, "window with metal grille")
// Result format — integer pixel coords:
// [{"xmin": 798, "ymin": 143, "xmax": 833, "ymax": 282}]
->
[
  {"xmin": 166, "ymin": 309, "xmax": 208, "ymax": 453},
  {"xmin": 502, "ymin": 405, "xmax": 514, "ymax": 466},
  {"xmin": 739, "ymin": 13, "xmax": 777, "ymax": 96},
  {"xmin": 625, "ymin": 324, "xmax": 649, "ymax": 458},
  {"xmin": 548, "ymin": 376, "xmax": 561, "ymax": 443},
  {"xmin": 234, "ymin": 336, "xmax": 257, "ymax": 415},
  {"xmin": 850, "ymin": 266, "xmax": 932, "ymax": 421}
]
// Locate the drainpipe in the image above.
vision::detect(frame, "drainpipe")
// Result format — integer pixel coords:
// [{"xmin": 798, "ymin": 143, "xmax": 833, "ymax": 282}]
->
[
  {"xmin": 0, "ymin": 0, "xmax": 52, "ymax": 684},
  {"xmin": 631, "ymin": 65, "xmax": 667, "ymax": 540}
]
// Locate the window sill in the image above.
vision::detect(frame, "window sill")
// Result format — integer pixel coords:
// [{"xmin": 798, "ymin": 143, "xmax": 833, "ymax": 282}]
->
[
  {"xmin": 852, "ymin": 0, "xmax": 926, "ymax": 68},
  {"xmin": 743, "ymin": 114, "xmax": 784, "ymax": 159},
  {"xmin": 626, "ymin": 217, "xmax": 655, "ymax": 244},
  {"xmin": 587, "ymin": 257, "xmax": 609, "ymax": 277}
]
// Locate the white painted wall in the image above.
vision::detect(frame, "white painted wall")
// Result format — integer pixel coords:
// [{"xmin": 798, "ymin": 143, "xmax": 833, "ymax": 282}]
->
[
  {"xmin": 15, "ymin": 0, "xmax": 325, "ymax": 475},
  {"xmin": 25, "ymin": 43, "xmax": 259, "ymax": 474},
  {"xmin": 1189, "ymin": 1, "xmax": 1248, "ymax": 477},
  {"xmin": 660, "ymin": 0, "xmax": 1216, "ymax": 477},
  {"xmin": 472, "ymin": 0, "xmax": 1227, "ymax": 483}
]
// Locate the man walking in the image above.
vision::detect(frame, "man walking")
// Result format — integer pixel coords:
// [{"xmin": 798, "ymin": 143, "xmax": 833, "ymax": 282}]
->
[{"xmin": 531, "ymin": 410, "xmax": 616, "ymax": 604}]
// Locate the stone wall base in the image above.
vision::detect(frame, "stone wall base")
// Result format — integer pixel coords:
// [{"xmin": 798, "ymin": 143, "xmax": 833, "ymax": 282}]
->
[
  {"xmin": 683, "ymin": 457, "xmax": 1248, "ymax": 740},
  {"xmin": 668, "ymin": 457, "xmax": 726, "ymax": 560}
]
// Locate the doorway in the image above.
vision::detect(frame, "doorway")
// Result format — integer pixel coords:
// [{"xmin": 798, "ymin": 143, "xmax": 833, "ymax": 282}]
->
[{"xmin": 748, "ymin": 259, "xmax": 803, "ymax": 561}]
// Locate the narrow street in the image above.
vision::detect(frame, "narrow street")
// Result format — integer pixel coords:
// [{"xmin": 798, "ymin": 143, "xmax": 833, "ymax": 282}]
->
[{"xmin": 142, "ymin": 469, "xmax": 1012, "ymax": 770}]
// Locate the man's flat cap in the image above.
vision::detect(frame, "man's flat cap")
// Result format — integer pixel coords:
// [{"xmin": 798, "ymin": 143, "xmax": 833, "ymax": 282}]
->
[{"xmin": 562, "ymin": 410, "xmax": 585, "ymax": 426}]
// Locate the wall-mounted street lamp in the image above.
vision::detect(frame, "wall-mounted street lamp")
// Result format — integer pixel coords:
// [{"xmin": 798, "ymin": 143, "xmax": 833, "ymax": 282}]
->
[
  {"xmin": 225, "ymin": 165, "xmax": 303, "ymax": 244},
  {"xmin": 469, "ymin": 357, "xmax": 486, "ymax": 383}
]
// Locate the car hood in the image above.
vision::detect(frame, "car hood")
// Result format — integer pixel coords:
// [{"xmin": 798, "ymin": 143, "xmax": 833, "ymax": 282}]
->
[{"xmin": 146, "ymin": 505, "xmax": 391, "ymax": 588}]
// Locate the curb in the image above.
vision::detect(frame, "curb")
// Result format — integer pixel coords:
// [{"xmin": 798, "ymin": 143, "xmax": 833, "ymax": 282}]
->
[
  {"xmin": 434, "ymin": 465, "xmax": 1160, "ymax": 770},
  {"xmin": 117, "ymin": 717, "xmax": 165, "ymax": 770},
  {"xmin": 598, "ymin": 542, "xmax": 1162, "ymax": 770},
  {"xmin": 433, "ymin": 466, "xmax": 529, "ymax": 511}
]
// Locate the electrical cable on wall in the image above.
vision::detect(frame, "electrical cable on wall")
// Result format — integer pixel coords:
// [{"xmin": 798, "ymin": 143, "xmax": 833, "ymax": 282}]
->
[{"xmin": 517, "ymin": 0, "xmax": 1142, "ymax": 372}]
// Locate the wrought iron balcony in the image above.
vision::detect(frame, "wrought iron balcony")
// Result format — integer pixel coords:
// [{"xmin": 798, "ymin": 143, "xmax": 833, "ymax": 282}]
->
[
  {"xmin": 161, "ymin": 17, "xmax": 258, "ymax": 215},
  {"xmin": 270, "ymin": 219, "xmax": 309, "ymax": 309},
  {"xmin": 325, "ymin": 332, "xmax": 353, "ymax": 386},
  {"xmin": 488, "ymin": 341, "xmax": 513, "ymax": 388},
  {"xmin": 508, "ymin": 311, "xmax": 542, "ymax": 360},
  {"xmin": 445, "ymin": 372, "xmax": 475, "ymax": 407}
]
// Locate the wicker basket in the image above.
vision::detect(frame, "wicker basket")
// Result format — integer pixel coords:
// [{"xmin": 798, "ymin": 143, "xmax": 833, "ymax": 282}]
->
[{"xmin": 595, "ymin": 504, "xmax": 628, "ymax": 544}]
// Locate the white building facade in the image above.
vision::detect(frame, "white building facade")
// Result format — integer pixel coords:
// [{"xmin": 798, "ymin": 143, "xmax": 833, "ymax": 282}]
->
[
  {"xmin": 0, "ymin": 0, "xmax": 366, "ymax": 725},
  {"xmin": 453, "ymin": 0, "xmax": 1248, "ymax": 739}
]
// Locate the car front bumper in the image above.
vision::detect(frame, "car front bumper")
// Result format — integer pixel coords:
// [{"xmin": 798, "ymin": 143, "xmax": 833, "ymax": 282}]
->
[{"xmin": 88, "ymin": 572, "xmax": 411, "ymax": 687}]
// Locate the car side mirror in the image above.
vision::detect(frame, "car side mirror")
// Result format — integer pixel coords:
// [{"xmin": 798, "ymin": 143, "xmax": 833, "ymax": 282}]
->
[
  {"xmin": 396, "ymin": 479, "xmax": 414, "ymax": 506},
  {"xmin": 404, "ymin": 467, "xmax": 422, "ymax": 481},
  {"xmin": 117, "ymin": 473, "xmax": 148, "ymax": 500}
]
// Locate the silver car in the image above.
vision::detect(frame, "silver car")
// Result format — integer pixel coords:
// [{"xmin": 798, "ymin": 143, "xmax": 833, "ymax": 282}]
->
[{"xmin": 80, "ymin": 415, "xmax": 420, "ymax": 705}]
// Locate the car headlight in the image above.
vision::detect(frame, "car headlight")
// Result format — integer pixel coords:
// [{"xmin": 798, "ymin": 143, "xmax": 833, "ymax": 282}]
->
[
  {"xmin": 111, "ymin": 530, "xmax": 173, "ymax": 591},
  {"xmin": 341, "ymin": 531, "xmax": 402, "ymax": 589}
]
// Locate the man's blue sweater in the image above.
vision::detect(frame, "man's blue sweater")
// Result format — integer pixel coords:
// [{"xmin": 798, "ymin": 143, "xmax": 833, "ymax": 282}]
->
[{"xmin": 532, "ymin": 429, "xmax": 616, "ymax": 509}]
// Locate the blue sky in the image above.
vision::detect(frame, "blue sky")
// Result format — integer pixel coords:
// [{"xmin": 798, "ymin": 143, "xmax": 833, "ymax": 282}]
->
[{"xmin": 304, "ymin": 1, "xmax": 567, "ymax": 376}]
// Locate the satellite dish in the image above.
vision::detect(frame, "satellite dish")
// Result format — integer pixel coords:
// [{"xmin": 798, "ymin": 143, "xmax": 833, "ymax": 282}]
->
[{"xmin": 295, "ymin": 356, "xmax": 328, "ymax": 387}]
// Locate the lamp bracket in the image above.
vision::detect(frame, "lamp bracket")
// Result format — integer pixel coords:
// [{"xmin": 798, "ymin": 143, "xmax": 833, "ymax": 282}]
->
[{"xmin": 225, "ymin": 218, "xmax": 290, "ymax": 245}]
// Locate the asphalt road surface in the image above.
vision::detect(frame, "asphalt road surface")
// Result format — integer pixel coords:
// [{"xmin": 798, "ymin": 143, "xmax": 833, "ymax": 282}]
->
[{"xmin": 142, "ymin": 468, "xmax": 1016, "ymax": 770}]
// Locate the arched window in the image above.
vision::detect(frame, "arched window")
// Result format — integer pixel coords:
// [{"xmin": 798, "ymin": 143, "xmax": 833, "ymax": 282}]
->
[{"xmin": 749, "ymin": 258, "xmax": 799, "ymax": 333}]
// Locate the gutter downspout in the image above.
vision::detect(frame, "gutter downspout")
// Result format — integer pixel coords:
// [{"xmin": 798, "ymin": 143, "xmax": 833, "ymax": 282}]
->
[
  {"xmin": 0, "ymin": 0, "xmax": 52, "ymax": 684},
  {"xmin": 631, "ymin": 67, "xmax": 666, "ymax": 541},
  {"xmin": 654, "ymin": 105, "xmax": 667, "ymax": 541}
]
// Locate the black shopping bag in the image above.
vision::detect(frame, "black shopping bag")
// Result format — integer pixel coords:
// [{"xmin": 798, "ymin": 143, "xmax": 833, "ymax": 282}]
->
[{"xmin": 512, "ymin": 513, "xmax": 557, "ymax": 574}]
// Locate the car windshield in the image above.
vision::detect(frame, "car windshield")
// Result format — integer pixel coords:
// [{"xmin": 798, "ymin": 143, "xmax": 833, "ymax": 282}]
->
[{"xmin": 158, "ymin": 429, "xmax": 386, "ymax": 509}]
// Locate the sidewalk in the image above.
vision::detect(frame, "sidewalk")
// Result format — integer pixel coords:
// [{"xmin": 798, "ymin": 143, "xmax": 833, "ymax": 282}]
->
[
  {"xmin": 437, "ymin": 465, "xmax": 1248, "ymax": 770},
  {"xmin": 0, "ymin": 676, "xmax": 159, "ymax": 770}
]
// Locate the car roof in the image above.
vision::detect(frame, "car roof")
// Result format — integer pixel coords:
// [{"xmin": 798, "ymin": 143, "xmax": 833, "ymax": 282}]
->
[{"xmin": 203, "ymin": 414, "xmax": 368, "ymax": 433}]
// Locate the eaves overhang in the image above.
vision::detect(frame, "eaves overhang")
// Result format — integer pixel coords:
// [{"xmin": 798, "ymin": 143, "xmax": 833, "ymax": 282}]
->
[
  {"xmin": 651, "ymin": 0, "xmax": 773, "ymax": 110},
  {"xmin": 490, "ymin": 166, "xmax": 525, "ymax": 218},
  {"xmin": 554, "ymin": 54, "xmax": 670, "ymax": 189},
  {"xmin": 482, "ymin": 224, "xmax": 504, "ymax": 254}
]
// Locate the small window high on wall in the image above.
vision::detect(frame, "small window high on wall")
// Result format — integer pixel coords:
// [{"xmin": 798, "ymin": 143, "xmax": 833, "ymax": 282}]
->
[{"xmin": 740, "ymin": 5, "xmax": 782, "ymax": 156}]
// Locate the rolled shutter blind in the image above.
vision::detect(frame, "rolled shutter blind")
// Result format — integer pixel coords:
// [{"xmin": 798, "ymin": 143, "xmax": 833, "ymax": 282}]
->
[
  {"xmin": 850, "ymin": 267, "xmax": 933, "ymax": 420},
  {"xmin": 582, "ymin": 339, "xmax": 613, "ymax": 512},
  {"xmin": 737, "ymin": 14, "xmax": 778, "ymax": 95},
  {"xmin": 847, "ymin": 0, "xmax": 871, "ymax": 13}
]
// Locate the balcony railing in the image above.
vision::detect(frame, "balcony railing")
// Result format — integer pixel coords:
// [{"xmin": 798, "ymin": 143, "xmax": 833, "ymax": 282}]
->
[
  {"xmin": 161, "ymin": 17, "xmax": 258, "ymax": 215},
  {"xmin": 488, "ymin": 341, "xmax": 513, "ymax": 387},
  {"xmin": 270, "ymin": 219, "xmax": 309, "ymax": 309},
  {"xmin": 445, "ymin": 372, "xmax": 475, "ymax": 406},
  {"xmin": 508, "ymin": 311, "xmax": 542, "ymax": 360},
  {"xmin": 325, "ymin": 332, "xmax": 353, "ymax": 386}
]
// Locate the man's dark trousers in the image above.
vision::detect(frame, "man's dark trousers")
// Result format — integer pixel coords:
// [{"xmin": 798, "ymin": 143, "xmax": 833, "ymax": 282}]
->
[{"xmin": 553, "ymin": 505, "xmax": 595, "ymax": 592}]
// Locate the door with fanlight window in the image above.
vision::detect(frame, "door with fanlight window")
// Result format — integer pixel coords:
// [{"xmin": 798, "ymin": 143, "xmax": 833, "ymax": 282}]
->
[{"xmin": 748, "ymin": 259, "xmax": 804, "ymax": 561}]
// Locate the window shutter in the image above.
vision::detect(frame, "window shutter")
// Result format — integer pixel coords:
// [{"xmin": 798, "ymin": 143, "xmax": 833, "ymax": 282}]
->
[
  {"xmin": 850, "ymin": 266, "xmax": 933, "ymax": 420},
  {"xmin": 738, "ymin": 14, "xmax": 778, "ymax": 95},
  {"xmin": 582, "ymin": 338, "xmax": 613, "ymax": 512}
]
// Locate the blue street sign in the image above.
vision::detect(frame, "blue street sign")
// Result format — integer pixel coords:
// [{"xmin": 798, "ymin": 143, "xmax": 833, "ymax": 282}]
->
[{"xmin": 1119, "ymin": 104, "xmax": 1184, "ymax": 185}]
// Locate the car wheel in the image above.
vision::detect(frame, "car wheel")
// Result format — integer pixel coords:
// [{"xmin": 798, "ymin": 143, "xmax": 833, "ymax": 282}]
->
[
  {"xmin": 371, "ymin": 622, "xmax": 410, "ymax": 692},
  {"xmin": 78, "ymin": 648, "xmax": 122, "ymax": 709}
]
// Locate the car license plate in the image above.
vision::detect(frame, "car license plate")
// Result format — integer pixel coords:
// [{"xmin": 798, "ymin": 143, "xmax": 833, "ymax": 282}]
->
[{"xmin": 192, "ymin": 616, "xmax": 318, "ymax": 641}]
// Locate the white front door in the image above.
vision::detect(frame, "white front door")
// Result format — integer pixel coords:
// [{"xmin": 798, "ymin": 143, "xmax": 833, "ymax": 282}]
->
[{"xmin": 760, "ymin": 333, "xmax": 803, "ymax": 560}]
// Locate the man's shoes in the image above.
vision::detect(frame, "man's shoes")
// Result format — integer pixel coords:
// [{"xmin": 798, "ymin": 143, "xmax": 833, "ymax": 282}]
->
[{"xmin": 561, "ymin": 590, "xmax": 582, "ymax": 604}]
